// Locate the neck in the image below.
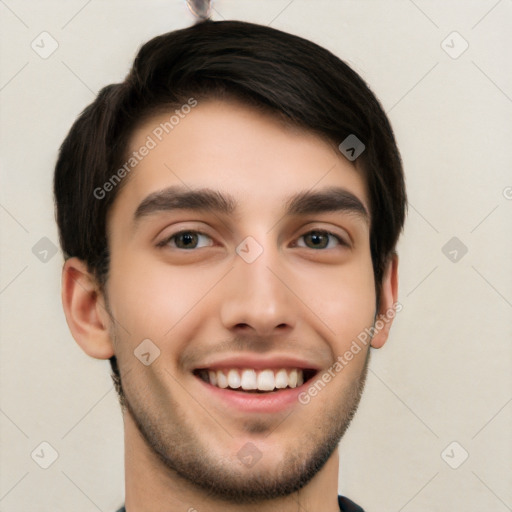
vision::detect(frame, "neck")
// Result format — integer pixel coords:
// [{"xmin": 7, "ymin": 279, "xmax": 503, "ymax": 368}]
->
[{"xmin": 123, "ymin": 411, "xmax": 341, "ymax": 512}]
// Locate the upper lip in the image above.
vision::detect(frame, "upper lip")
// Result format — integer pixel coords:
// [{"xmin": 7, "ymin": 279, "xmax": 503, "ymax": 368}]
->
[{"xmin": 192, "ymin": 354, "xmax": 321, "ymax": 372}]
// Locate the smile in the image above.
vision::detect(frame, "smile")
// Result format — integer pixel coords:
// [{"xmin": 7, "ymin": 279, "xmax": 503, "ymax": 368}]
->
[{"xmin": 193, "ymin": 367, "xmax": 318, "ymax": 393}]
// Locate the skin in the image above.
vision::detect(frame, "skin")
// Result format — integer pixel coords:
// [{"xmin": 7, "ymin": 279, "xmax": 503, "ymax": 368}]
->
[{"xmin": 62, "ymin": 98, "xmax": 398, "ymax": 512}]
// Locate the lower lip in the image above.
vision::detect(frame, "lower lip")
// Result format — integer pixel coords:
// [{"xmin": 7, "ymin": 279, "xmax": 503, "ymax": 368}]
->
[{"xmin": 195, "ymin": 376, "xmax": 309, "ymax": 413}]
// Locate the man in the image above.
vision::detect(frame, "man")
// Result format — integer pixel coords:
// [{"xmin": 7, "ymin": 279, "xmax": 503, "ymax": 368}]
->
[{"xmin": 54, "ymin": 19, "xmax": 406, "ymax": 512}]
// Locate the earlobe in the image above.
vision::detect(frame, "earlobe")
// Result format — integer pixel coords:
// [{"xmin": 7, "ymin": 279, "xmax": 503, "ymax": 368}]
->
[
  {"xmin": 61, "ymin": 257, "xmax": 115, "ymax": 359},
  {"xmin": 370, "ymin": 253, "xmax": 399, "ymax": 349}
]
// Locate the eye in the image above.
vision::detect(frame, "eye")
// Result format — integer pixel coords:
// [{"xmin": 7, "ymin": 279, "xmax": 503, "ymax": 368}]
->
[
  {"xmin": 157, "ymin": 228, "xmax": 348, "ymax": 251},
  {"xmin": 294, "ymin": 230, "xmax": 347, "ymax": 250},
  {"xmin": 157, "ymin": 230, "xmax": 214, "ymax": 250}
]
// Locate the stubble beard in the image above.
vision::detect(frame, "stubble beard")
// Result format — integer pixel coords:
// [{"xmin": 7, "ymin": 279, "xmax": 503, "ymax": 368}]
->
[{"xmin": 118, "ymin": 348, "xmax": 371, "ymax": 504}]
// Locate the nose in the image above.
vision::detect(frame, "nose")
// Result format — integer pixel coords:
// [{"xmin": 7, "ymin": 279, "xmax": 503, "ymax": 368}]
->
[{"xmin": 219, "ymin": 236, "xmax": 298, "ymax": 337}]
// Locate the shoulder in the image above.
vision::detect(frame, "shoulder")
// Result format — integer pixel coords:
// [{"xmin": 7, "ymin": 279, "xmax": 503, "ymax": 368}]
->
[
  {"xmin": 117, "ymin": 499, "xmax": 363, "ymax": 512},
  {"xmin": 338, "ymin": 495, "xmax": 365, "ymax": 512}
]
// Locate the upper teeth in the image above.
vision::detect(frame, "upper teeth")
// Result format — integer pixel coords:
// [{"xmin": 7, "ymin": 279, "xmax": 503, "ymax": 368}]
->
[{"xmin": 200, "ymin": 368, "xmax": 304, "ymax": 391}]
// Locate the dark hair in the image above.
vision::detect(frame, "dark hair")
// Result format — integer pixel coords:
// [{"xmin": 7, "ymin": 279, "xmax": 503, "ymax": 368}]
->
[{"xmin": 54, "ymin": 19, "xmax": 406, "ymax": 403}]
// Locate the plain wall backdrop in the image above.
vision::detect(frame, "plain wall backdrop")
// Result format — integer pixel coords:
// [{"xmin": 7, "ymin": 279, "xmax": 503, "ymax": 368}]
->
[{"xmin": 1, "ymin": 1, "xmax": 511, "ymax": 511}]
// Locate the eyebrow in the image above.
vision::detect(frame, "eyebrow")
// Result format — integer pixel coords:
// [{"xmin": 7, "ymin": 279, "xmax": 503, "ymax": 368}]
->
[{"xmin": 133, "ymin": 184, "xmax": 369, "ymax": 227}]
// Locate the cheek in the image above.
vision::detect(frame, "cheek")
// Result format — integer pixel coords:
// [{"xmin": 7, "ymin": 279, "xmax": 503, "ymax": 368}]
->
[
  {"xmin": 107, "ymin": 251, "xmax": 219, "ymax": 343},
  {"xmin": 107, "ymin": 239, "xmax": 376, "ymax": 357},
  {"xmin": 295, "ymin": 254, "xmax": 376, "ymax": 347}
]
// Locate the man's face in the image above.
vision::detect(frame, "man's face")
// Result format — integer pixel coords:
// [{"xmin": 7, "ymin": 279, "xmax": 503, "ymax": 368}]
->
[{"xmin": 104, "ymin": 99, "xmax": 377, "ymax": 500}]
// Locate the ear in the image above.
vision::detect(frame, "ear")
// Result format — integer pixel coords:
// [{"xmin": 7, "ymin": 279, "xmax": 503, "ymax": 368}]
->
[
  {"xmin": 370, "ymin": 253, "xmax": 399, "ymax": 349},
  {"xmin": 61, "ymin": 257, "xmax": 115, "ymax": 359}
]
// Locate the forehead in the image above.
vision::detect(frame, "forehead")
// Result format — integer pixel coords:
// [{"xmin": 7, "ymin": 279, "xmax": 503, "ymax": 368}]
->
[{"xmin": 109, "ymin": 99, "xmax": 369, "ymax": 227}]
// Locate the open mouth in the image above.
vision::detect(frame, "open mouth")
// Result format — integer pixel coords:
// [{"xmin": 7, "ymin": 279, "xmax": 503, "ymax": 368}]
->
[{"xmin": 193, "ymin": 367, "xmax": 317, "ymax": 393}]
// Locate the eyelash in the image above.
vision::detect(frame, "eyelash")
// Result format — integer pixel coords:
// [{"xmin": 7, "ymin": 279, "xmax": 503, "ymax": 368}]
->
[{"xmin": 156, "ymin": 229, "xmax": 348, "ymax": 251}]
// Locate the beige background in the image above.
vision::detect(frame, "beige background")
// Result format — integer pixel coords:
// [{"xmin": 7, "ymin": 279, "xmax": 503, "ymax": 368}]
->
[{"xmin": 1, "ymin": 1, "xmax": 511, "ymax": 511}]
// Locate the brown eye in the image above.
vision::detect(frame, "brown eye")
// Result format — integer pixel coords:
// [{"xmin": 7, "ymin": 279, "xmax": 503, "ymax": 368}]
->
[
  {"xmin": 158, "ymin": 230, "xmax": 213, "ymax": 250},
  {"xmin": 297, "ymin": 230, "xmax": 345, "ymax": 250}
]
